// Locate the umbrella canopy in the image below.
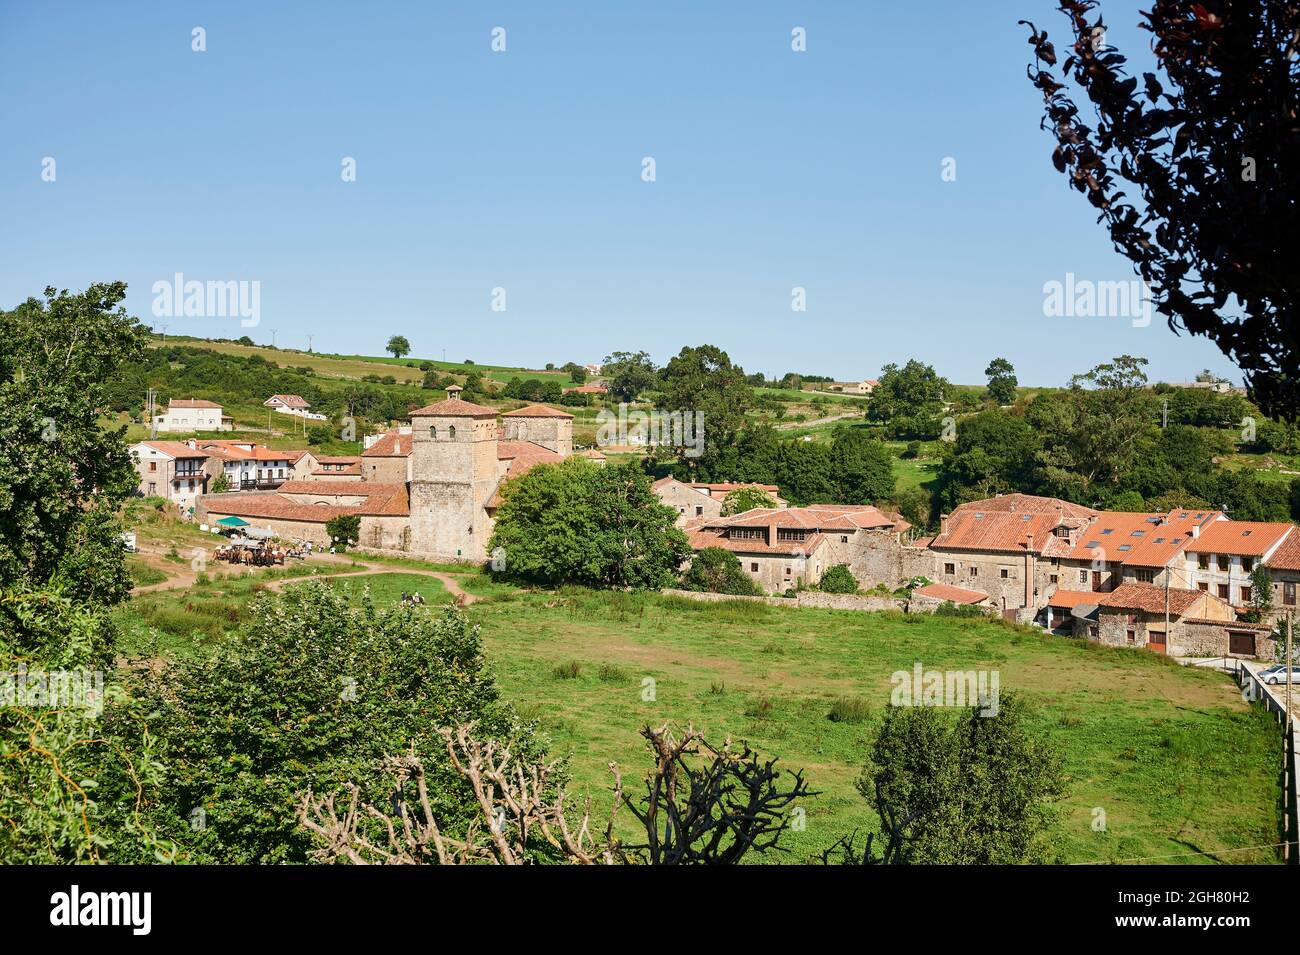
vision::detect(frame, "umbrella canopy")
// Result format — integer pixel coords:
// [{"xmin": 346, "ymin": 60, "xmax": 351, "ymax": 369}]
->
[{"xmin": 215, "ymin": 516, "xmax": 250, "ymax": 528}]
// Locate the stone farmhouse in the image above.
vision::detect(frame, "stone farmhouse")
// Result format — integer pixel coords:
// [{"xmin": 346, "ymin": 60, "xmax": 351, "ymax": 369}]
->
[
  {"xmin": 685, "ymin": 504, "xmax": 917, "ymax": 594},
  {"xmin": 152, "ymin": 398, "xmax": 232, "ymax": 433},
  {"xmin": 652, "ymin": 477, "xmax": 787, "ymax": 527},
  {"xmin": 195, "ymin": 388, "xmax": 574, "ymax": 560},
  {"xmin": 130, "ymin": 441, "xmax": 211, "ymax": 508}
]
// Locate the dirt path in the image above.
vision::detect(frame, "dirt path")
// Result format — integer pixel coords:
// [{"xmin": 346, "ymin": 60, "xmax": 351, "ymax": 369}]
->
[
  {"xmin": 132, "ymin": 556, "xmax": 480, "ymax": 605},
  {"xmin": 774, "ymin": 410, "xmax": 860, "ymax": 431}
]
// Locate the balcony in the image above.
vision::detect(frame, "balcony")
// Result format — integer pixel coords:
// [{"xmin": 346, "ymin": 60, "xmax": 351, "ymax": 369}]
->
[{"xmin": 239, "ymin": 478, "xmax": 284, "ymax": 491}]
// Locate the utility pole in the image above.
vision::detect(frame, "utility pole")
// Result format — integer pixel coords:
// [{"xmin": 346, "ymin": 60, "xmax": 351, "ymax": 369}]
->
[
  {"xmin": 148, "ymin": 388, "xmax": 156, "ymax": 439},
  {"xmin": 270, "ymin": 329, "xmax": 278, "ymax": 348},
  {"xmin": 307, "ymin": 334, "xmax": 313, "ymax": 353},
  {"xmin": 1288, "ymin": 612, "xmax": 1293, "ymax": 720}
]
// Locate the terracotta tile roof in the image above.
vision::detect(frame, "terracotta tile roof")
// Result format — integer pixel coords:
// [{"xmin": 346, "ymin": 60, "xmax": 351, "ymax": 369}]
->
[
  {"xmin": 312, "ymin": 464, "xmax": 362, "ymax": 477},
  {"xmin": 168, "ymin": 398, "xmax": 222, "ymax": 409},
  {"xmin": 688, "ymin": 526, "xmax": 827, "ymax": 557},
  {"xmin": 909, "ymin": 536, "xmax": 934, "ymax": 548},
  {"xmin": 409, "ymin": 398, "xmax": 498, "ymax": 418},
  {"xmin": 265, "ymin": 394, "xmax": 310, "ymax": 409},
  {"xmin": 950, "ymin": 493, "xmax": 1097, "ymax": 520},
  {"xmin": 1045, "ymin": 588, "xmax": 1101, "ymax": 609},
  {"xmin": 691, "ymin": 482, "xmax": 782, "ymax": 495},
  {"xmin": 1184, "ymin": 520, "xmax": 1294, "ymax": 557},
  {"xmin": 204, "ymin": 482, "xmax": 410, "ymax": 522},
  {"xmin": 314, "ymin": 455, "xmax": 361, "ymax": 465},
  {"xmin": 138, "ymin": 441, "xmax": 208, "ymax": 459},
  {"xmin": 931, "ymin": 510, "xmax": 1071, "ymax": 556},
  {"xmin": 1063, "ymin": 510, "xmax": 1220, "ymax": 567},
  {"xmin": 362, "ymin": 430, "xmax": 414, "ymax": 457},
  {"xmin": 284, "ymin": 450, "xmax": 313, "ymax": 464},
  {"xmin": 486, "ymin": 443, "xmax": 566, "ymax": 508},
  {"xmin": 502, "ymin": 404, "xmax": 573, "ymax": 418},
  {"xmin": 713, "ymin": 505, "xmax": 901, "ymax": 532},
  {"xmin": 197, "ymin": 441, "xmax": 294, "ymax": 462},
  {"xmin": 913, "ymin": 583, "xmax": 989, "ymax": 605},
  {"xmin": 578, "ymin": 449, "xmax": 607, "ymax": 460},
  {"xmin": 1094, "ymin": 582, "xmax": 1205, "ymax": 616},
  {"xmin": 1267, "ymin": 529, "xmax": 1300, "ymax": 572}
]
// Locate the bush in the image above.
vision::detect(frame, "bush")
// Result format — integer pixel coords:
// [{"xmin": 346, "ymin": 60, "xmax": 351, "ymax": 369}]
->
[
  {"xmin": 828, "ymin": 696, "xmax": 871, "ymax": 724},
  {"xmin": 819, "ymin": 564, "xmax": 857, "ymax": 594},
  {"xmin": 681, "ymin": 547, "xmax": 764, "ymax": 596},
  {"xmin": 552, "ymin": 660, "xmax": 582, "ymax": 680},
  {"xmin": 325, "ymin": 514, "xmax": 360, "ymax": 551}
]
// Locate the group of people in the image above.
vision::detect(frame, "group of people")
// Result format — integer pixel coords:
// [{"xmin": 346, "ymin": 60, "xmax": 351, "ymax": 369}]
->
[{"xmin": 399, "ymin": 591, "xmax": 426, "ymax": 606}]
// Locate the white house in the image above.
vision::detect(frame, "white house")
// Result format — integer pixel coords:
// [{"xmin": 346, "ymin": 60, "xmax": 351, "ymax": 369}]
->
[
  {"xmin": 264, "ymin": 394, "xmax": 327, "ymax": 421},
  {"xmin": 130, "ymin": 441, "xmax": 211, "ymax": 508},
  {"xmin": 193, "ymin": 440, "xmax": 294, "ymax": 490},
  {"xmin": 153, "ymin": 398, "xmax": 232, "ymax": 432}
]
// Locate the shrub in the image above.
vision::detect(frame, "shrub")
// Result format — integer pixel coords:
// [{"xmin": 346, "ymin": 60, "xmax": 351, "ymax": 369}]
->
[
  {"xmin": 819, "ymin": 564, "xmax": 857, "ymax": 594},
  {"xmin": 828, "ymin": 696, "xmax": 871, "ymax": 724},
  {"xmin": 552, "ymin": 660, "xmax": 582, "ymax": 680},
  {"xmin": 681, "ymin": 547, "xmax": 764, "ymax": 596}
]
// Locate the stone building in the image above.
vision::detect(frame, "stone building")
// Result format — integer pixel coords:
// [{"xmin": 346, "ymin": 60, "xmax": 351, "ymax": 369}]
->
[{"xmin": 152, "ymin": 398, "xmax": 233, "ymax": 433}]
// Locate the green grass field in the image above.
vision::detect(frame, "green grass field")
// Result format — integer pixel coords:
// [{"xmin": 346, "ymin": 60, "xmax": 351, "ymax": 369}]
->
[{"xmin": 466, "ymin": 587, "xmax": 1282, "ymax": 864}]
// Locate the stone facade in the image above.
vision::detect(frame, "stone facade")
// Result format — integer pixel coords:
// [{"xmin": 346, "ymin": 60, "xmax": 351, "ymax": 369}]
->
[
  {"xmin": 501, "ymin": 406, "xmax": 573, "ymax": 456},
  {"xmin": 407, "ymin": 406, "xmax": 501, "ymax": 561},
  {"xmin": 653, "ymin": 477, "xmax": 722, "ymax": 527}
]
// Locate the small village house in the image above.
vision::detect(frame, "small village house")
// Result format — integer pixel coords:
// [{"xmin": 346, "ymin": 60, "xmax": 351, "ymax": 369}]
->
[
  {"xmin": 130, "ymin": 441, "xmax": 211, "ymax": 508},
  {"xmin": 153, "ymin": 398, "xmax": 232, "ymax": 433}
]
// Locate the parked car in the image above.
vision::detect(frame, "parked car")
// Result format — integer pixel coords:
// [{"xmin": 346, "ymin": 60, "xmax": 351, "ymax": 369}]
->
[{"xmin": 1259, "ymin": 664, "xmax": 1300, "ymax": 685}]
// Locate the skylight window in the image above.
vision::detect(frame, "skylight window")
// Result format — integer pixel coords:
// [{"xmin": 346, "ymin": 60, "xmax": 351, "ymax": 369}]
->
[
  {"xmin": 1131, "ymin": 530, "xmax": 1145, "ymax": 537},
  {"xmin": 1118, "ymin": 544, "xmax": 1132, "ymax": 552},
  {"xmin": 1101, "ymin": 528, "xmax": 1114, "ymax": 535}
]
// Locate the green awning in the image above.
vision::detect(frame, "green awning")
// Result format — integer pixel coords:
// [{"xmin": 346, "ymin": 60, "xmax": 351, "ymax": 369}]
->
[{"xmin": 216, "ymin": 516, "xmax": 250, "ymax": 528}]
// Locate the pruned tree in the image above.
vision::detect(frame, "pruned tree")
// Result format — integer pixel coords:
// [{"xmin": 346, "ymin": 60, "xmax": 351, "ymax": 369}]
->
[
  {"xmin": 300, "ymin": 722, "xmax": 813, "ymax": 865},
  {"xmin": 819, "ymin": 777, "xmax": 917, "ymax": 865},
  {"xmin": 1022, "ymin": 1, "xmax": 1300, "ymax": 417}
]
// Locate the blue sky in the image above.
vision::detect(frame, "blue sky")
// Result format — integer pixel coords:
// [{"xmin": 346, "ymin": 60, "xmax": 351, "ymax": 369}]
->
[{"xmin": 0, "ymin": 0, "xmax": 1241, "ymax": 386}]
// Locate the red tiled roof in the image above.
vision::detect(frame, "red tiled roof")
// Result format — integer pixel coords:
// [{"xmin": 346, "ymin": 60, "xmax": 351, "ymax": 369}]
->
[
  {"xmin": 168, "ymin": 398, "xmax": 223, "ymax": 409},
  {"xmin": 265, "ymin": 394, "xmax": 310, "ymax": 409},
  {"xmin": 688, "ymin": 526, "xmax": 827, "ymax": 557},
  {"xmin": 502, "ymin": 404, "xmax": 573, "ymax": 419},
  {"xmin": 578, "ymin": 449, "xmax": 607, "ymax": 460},
  {"xmin": 409, "ymin": 398, "xmax": 498, "ymax": 418},
  {"xmin": 913, "ymin": 583, "xmax": 989, "ymax": 605},
  {"xmin": 138, "ymin": 441, "xmax": 208, "ymax": 459},
  {"xmin": 312, "ymin": 464, "xmax": 362, "ymax": 476},
  {"xmin": 363, "ymin": 430, "xmax": 414, "ymax": 457},
  {"xmin": 691, "ymin": 482, "xmax": 782, "ymax": 495},
  {"xmin": 1268, "ymin": 530, "xmax": 1300, "ymax": 572},
  {"xmin": 1185, "ymin": 520, "xmax": 1294, "ymax": 557},
  {"xmin": 284, "ymin": 450, "xmax": 313, "ymax": 464},
  {"xmin": 208, "ymin": 481, "xmax": 410, "ymax": 521},
  {"xmin": 1064, "ymin": 509, "xmax": 1220, "ymax": 567},
  {"xmin": 950, "ymin": 493, "xmax": 1096, "ymax": 520},
  {"xmin": 1045, "ymin": 589, "xmax": 1100, "ymax": 609},
  {"xmin": 197, "ymin": 441, "xmax": 293, "ymax": 462},
  {"xmin": 1094, "ymin": 582, "xmax": 1205, "ymax": 615},
  {"xmin": 486, "ymin": 443, "xmax": 566, "ymax": 507},
  {"xmin": 932, "ymin": 510, "xmax": 1071, "ymax": 556},
  {"xmin": 711, "ymin": 505, "xmax": 901, "ymax": 533}
]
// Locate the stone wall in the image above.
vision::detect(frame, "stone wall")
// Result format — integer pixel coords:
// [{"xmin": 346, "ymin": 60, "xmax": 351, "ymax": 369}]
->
[{"xmin": 655, "ymin": 480, "xmax": 722, "ymax": 527}]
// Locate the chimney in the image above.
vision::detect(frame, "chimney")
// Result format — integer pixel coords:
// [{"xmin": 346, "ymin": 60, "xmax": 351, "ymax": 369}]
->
[
  {"xmin": 940, "ymin": 512, "xmax": 950, "ymax": 536},
  {"xmin": 1190, "ymin": 523, "xmax": 1200, "ymax": 539}
]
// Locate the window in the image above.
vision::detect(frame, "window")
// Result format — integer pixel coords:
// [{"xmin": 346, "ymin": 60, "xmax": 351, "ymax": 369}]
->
[
  {"xmin": 1241, "ymin": 586, "xmax": 1252, "ymax": 603},
  {"xmin": 750, "ymin": 563, "xmax": 759, "ymax": 573},
  {"xmin": 695, "ymin": 506, "xmax": 703, "ymax": 516},
  {"xmin": 1135, "ymin": 568, "xmax": 1154, "ymax": 583},
  {"xmin": 731, "ymin": 528, "xmax": 764, "ymax": 541},
  {"xmin": 1127, "ymin": 629, "xmax": 1137, "ymax": 645},
  {"xmin": 944, "ymin": 563, "xmax": 955, "ymax": 575},
  {"xmin": 448, "ymin": 426, "xmax": 456, "ymax": 440},
  {"xmin": 1049, "ymin": 574, "xmax": 1058, "ymax": 584},
  {"xmin": 1218, "ymin": 584, "xmax": 1229, "ymax": 599},
  {"xmin": 1285, "ymin": 582, "xmax": 1296, "ymax": 606},
  {"xmin": 430, "ymin": 426, "xmax": 437, "ymax": 439},
  {"xmin": 1243, "ymin": 557, "xmax": 1254, "ymax": 572},
  {"xmin": 841, "ymin": 536, "xmax": 848, "ymax": 544},
  {"xmin": 1000, "ymin": 568, "xmax": 1009, "ymax": 579},
  {"xmin": 1079, "ymin": 570, "xmax": 1088, "ymax": 584},
  {"xmin": 969, "ymin": 567, "xmax": 978, "ymax": 577},
  {"xmin": 147, "ymin": 482, "xmax": 156, "ymax": 495},
  {"xmin": 784, "ymin": 567, "xmax": 791, "ymax": 576},
  {"xmin": 1197, "ymin": 582, "xmax": 1208, "ymax": 592},
  {"xmin": 1198, "ymin": 554, "xmax": 1209, "ymax": 570},
  {"xmin": 1217, "ymin": 555, "xmax": 1230, "ymax": 571}
]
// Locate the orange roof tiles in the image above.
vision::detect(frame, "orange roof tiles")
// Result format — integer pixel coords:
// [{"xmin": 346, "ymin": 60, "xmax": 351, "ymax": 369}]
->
[
  {"xmin": 168, "ymin": 398, "xmax": 222, "ymax": 409},
  {"xmin": 1268, "ymin": 530, "xmax": 1300, "ymax": 572},
  {"xmin": 913, "ymin": 583, "xmax": 989, "ymax": 605},
  {"xmin": 688, "ymin": 526, "xmax": 827, "ymax": 557},
  {"xmin": 950, "ymin": 493, "xmax": 1096, "ymax": 520},
  {"xmin": 1184, "ymin": 520, "xmax": 1294, "ymax": 557},
  {"xmin": 139, "ymin": 441, "xmax": 208, "ymax": 459},
  {"xmin": 363, "ymin": 430, "xmax": 414, "ymax": 457},
  {"xmin": 409, "ymin": 398, "xmax": 498, "ymax": 418},
  {"xmin": 502, "ymin": 404, "xmax": 573, "ymax": 418},
  {"xmin": 1094, "ymin": 582, "xmax": 1205, "ymax": 615},
  {"xmin": 931, "ymin": 510, "xmax": 1070, "ymax": 555},
  {"xmin": 1045, "ymin": 589, "xmax": 1101, "ymax": 609}
]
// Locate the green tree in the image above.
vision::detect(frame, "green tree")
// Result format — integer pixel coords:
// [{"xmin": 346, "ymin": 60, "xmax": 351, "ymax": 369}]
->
[
  {"xmin": 210, "ymin": 472, "xmax": 232, "ymax": 494},
  {"xmin": 867, "ymin": 360, "xmax": 950, "ymax": 439},
  {"xmin": 490, "ymin": 459, "xmax": 689, "ymax": 589},
  {"xmin": 386, "ymin": 335, "xmax": 411, "ymax": 359},
  {"xmin": 602, "ymin": 350, "xmax": 658, "ymax": 403},
  {"xmin": 984, "ymin": 357, "xmax": 1018, "ymax": 406},
  {"xmin": 829, "ymin": 427, "xmax": 895, "ymax": 505},
  {"xmin": 681, "ymin": 547, "xmax": 763, "ymax": 596},
  {"xmin": 657, "ymin": 344, "xmax": 755, "ymax": 475},
  {"xmin": 818, "ymin": 564, "xmax": 857, "ymax": 594},
  {"xmin": 1244, "ymin": 564, "xmax": 1274, "ymax": 624},
  {"xmin": 863, "ymin": 693, "xmax": 1064, "ymax": 864},
  {"xmin": 720, "ymin": 486, "xmax": 777, "ymax": 516},
  {"xmin": 0, "ymin": 283, "xmax": 148, "ymax": 605},
  {"xmin": 135, "ymin": 583, "xmax": 544, "ymax": 863},
  {"xmin": 325, "ymin": 514, "xmax": 360, "ymax": 549}
]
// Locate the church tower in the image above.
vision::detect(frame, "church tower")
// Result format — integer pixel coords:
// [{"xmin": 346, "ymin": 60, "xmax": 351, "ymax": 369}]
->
[
  {"xmin": 408, "ymin": 386, "xmax": 500, "ymax": 560},
  {"xmin": 501, "ymin": 403, "xmax": 573, "ymax": 456}
]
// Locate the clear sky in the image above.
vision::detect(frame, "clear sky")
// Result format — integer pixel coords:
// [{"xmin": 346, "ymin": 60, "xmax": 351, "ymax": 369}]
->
[{"xmin": 0, "ymin": 0, "xmax": 1242, "ymax": 387}]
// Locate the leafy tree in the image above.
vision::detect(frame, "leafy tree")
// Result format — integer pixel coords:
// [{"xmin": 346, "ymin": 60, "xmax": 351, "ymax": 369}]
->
[
  {"xmin": 721, "ymin": 486, "xmax": 777, "ymax": 516},
  {"xmin": 984, "ymin": 357, "xmax": 1018, "ymax": 406},
  {"xmin": 210, "ymin": 472, "xmax": 232, "ymax": 494},
  {"xmin": 325, "ymin": 514, "xmax": 360, "ymax": 549},
  {"xmin": 819, "ymin": 564, "xmax": 857, "ymax": 594},
  {"xmin": 935, "ymin": 411, "xmax": 1042, "ymax": 511},
  {"xmin": 867, "ymin": 360, "xmax": 949, "ymax": 439},
  {"xmin": 657, "ymin": 344, "xmax": 754, "ymax": 474},
  {"xmin": 863, "ymin": 694, "xmax": 1064, "ymax": 864},
  {"xmin": 830, "ymin": 427, "xmax": 896, "ymax": 505},
  {"xmin": 602, "ymin": 350, "xmax": 658, "ymax": 403},
  {"xmin": 386, "ymin": 335, "xmax": 411, "ymax": 359},
  {"xmin": 1023, "ymin": 2, "xmax": 1300, "ymax": 418},
  {"xmin": 1243, "ymin": 563, "xmax": 1274, "ymax": 624},
  {"xmin": 681, "ymin": 547, "xmax": 763, "ymax": 596},
  {"xmin": 490, "ymin": 459, "xmax": 689, "ymax": 589},
  {"xmin": 135, "ymin": 584, "xmax": 544, "ymax": 863},
  {"xmin": 0, "ymin": 283, "xmax": 148, "ymax": 605}
]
